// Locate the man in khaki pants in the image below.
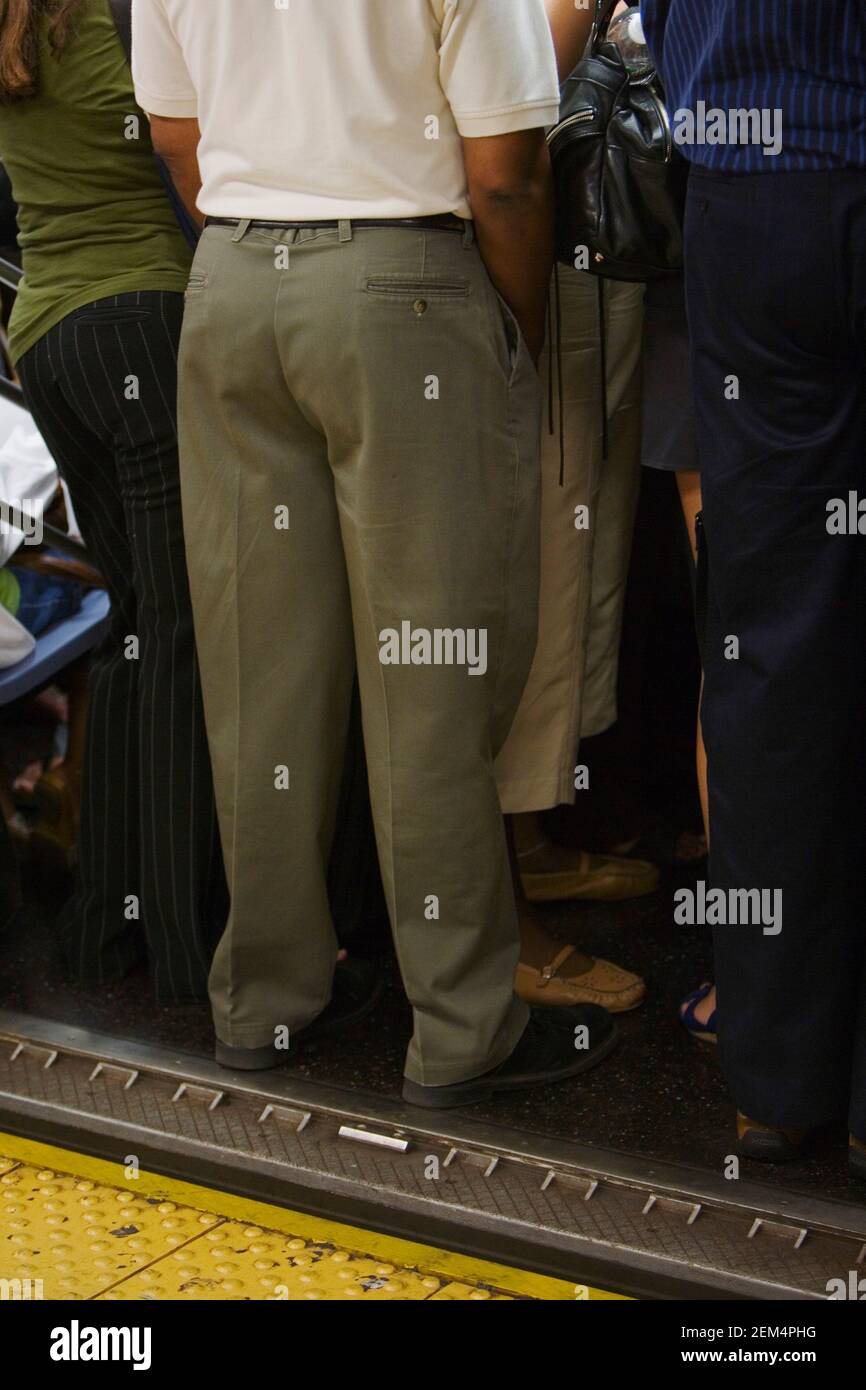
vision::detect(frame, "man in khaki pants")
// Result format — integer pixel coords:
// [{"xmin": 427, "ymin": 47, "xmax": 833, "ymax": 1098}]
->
[{"xmin": 133, "ymin": 0, "xmax": 617, "ymax": 1105}]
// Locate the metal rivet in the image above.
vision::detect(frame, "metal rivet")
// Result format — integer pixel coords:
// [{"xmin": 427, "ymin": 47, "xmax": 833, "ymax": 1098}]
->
[{"xmin": 413, "ymin": 299, "xmax": 428, "ymax": 315}]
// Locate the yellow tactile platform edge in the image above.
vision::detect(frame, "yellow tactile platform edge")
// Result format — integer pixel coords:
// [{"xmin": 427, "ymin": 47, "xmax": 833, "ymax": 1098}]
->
[{"xmin": 0, "ymin": 1132, "xmax": 626, "ymax": 1301}]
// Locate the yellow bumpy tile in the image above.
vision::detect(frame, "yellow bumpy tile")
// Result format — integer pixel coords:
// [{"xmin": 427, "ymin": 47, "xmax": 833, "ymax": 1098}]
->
[
  {"xmin": 0, "ymin": 1163, "xmax": 220, "ymax": 1300},
  {"xmin": 428, "ymin": 1283, "xmax": 513, "ymax": 1300},
  {"xmin": 1, "ymin": 1141, "xmax": 601, "ymax": 1300},
  {"xmin": 103, "ymin": 1223, "xmax": 447, "ymax": 1301}
]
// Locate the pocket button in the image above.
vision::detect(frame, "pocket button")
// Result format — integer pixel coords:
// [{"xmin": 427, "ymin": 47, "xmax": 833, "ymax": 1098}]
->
[{"xmin": 413, "ymin": 299, "xmax": 428, "ymax": 316}]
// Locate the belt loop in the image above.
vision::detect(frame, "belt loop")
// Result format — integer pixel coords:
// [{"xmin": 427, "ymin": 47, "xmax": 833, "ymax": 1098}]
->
[
  {"xmin": 338, "ymin": 219, "xmax": 353, "ymax": 242},
  {"xmin": 462, "ymin": 218, "xmax": 475, "ymax": 249},
  {"xmin": 231, "ymin": 218, "xmax": 252, "ymax": 243}
]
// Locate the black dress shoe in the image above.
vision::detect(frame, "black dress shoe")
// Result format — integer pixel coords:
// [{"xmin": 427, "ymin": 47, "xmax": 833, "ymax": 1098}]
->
[
  {"xmin": 402, "ymin": 1004, "xmax": 618, "ymax": 1109},
  {"xmin": 215, "ymin": 956, "xmax": 384, "ymax": 1071}
]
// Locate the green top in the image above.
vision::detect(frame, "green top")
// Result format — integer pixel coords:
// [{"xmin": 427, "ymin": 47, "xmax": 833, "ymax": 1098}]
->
[
  {"xmin": 0, "ymin": 568, "xmax": 21, "ymax": 617},
  {"xmin": 0, "ymin": 0, "xmax": 191, "ymax": 364}
]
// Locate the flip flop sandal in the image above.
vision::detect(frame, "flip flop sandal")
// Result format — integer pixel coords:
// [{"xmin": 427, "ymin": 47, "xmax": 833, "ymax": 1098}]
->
[{"xmin": 679, "ymin": 980, "xmax": 717, "ymax": 1044}]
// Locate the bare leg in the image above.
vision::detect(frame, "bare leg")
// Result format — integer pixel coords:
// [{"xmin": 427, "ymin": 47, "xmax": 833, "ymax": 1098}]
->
[
  {"xmin": 676, "ymin": 470, "xmax": 708, "ymax": 836},
  {"xmin": 507, "ymin": 813, "xmax": 645, "ymax": 1010},
  {"xmin": 506, "ymin": 814, "xmax": 594, "ymax": 975},
  {"xmin": 676, "ymin": 468, "xmax": 715, "ymax": 1028}
]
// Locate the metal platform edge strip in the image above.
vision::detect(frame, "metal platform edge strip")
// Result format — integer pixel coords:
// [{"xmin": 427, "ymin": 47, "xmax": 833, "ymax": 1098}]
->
[{"xmin": 1, "ymin": 1010, "xmax": 864, "ymax": 1302}]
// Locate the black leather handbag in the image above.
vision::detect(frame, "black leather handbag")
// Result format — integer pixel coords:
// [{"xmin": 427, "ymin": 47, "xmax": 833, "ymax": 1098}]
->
[{"xmin": 548, "ymin": 1, "xmax": 687, "ymax": 281}]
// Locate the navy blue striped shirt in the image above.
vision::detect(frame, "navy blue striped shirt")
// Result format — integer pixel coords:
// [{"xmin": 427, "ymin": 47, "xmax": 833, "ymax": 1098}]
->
[{"xmin": 640, "ymin": 0, "xmax": 866, "ymax": 171}]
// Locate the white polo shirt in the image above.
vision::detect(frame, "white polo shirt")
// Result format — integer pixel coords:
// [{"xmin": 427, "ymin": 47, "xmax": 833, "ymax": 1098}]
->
[{"xmin": 132, "ymin": 0, "xmax": 560, "ymax": 221}]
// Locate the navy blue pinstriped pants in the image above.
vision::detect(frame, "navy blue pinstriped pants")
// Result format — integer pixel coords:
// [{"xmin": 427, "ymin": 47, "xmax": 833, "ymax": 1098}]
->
[
  {"xmin": 18, "ymin": 291, "xmax": 227, "ymax": 1002},
  {"xmin": 685, "ymin": 169, "xmax": 866, "ymax": 1139}
]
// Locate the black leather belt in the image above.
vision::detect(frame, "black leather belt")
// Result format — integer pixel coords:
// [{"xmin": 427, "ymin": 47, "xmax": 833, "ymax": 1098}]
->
[{"xmin": 204, "ymin": 214, "xmax": 464, "ymax": 233}]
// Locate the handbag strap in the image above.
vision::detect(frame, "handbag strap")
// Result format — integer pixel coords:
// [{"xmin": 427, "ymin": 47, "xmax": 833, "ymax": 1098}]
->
[
  {"xmin": 591, "ymin": 0, "xmax": 622, "ymax": 52},
  {"xmin": 107, "ymin": 0, "xmax": 132, "ymax": 65}
]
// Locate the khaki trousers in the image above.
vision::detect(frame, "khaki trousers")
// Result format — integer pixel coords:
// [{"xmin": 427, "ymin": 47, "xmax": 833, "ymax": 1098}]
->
[
  {"xmin": 178, "ymin": 221, "xmax": 540, "ymax": 1085},
  {"xmin": 495, "ymin": 270, "xmax": 645, "ymax": 814}
]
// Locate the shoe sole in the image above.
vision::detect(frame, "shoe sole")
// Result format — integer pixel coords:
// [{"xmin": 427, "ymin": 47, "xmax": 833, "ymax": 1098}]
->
[
  {"xmin": 215, "ymin": 972, "xmax": 384, "ymax": 1071},
  {"xmin": 402, "ymin": 1025, "xmax": 619, "ymax": 1109},
  {"xmin": 214, "ymin": 1039, "xmax": 290, "ymax": 1071},
  {"xmin": 516, "ymin": 986, "xmax": 646, "ymax": 1014},
  {"xmin": 521, "ymin": 871, "xmax": 660, "ymax": 904},
  {"xmin": 737, "ymin": 1131, "xmax": 805, "ymax": 1163}
]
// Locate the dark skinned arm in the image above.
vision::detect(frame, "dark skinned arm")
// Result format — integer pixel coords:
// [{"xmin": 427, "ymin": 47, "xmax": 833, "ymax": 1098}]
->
[
  {"xmin": 147, "ymin": 115, "xmax": 204, "ymax": 229},
  {"xmin": 462, "ymin": 128, "xmax": 555, "ymax": 364}
]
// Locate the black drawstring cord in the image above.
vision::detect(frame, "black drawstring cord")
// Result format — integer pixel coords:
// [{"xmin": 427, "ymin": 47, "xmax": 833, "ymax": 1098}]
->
[
  {"xmin": 547, "ymin": 278, "xmax": 555, "ymax": 441},
  {"xmin": 555, "ymin": 260, "xmax": 565, "ymax": 485},
  {"xmin": 597, "ymin": 275, "xmax": 609, "ymax": 462},
  {"xmin": 546, "ymin": 263, "xmax": 566, "ymax": 485}
]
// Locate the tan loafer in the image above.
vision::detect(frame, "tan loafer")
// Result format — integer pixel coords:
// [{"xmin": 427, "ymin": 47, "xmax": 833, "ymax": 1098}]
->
[
  {"xmin": 519, "ymin": 846, "xmax": 659, "ymax": 903},
  {"xmin": 515, "ymin": 945, "xmax": 646, "ymax": 1013}
]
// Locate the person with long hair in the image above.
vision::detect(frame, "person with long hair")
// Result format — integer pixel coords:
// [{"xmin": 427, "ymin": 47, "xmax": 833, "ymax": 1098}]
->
[{"xmin": 0, "ymin": 0, "xmax": 226, "ymax": 999}]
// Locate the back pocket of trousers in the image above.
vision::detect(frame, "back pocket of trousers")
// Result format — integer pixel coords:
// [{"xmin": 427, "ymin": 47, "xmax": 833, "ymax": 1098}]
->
[
  {"xmin": 365, "ymin": 278, "xmax": 470, "ymax": 301},
  {"xmin": 75, "ymin": 306, "xmax": 153, "ymax": 325}
]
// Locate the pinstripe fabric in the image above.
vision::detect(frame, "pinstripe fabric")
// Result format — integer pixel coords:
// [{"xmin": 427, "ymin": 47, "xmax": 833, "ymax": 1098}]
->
[
  {"xmin": 17, "ymin": 290, "xmax": 227, "ymax": 1003},
  {"xmin": 641, "ymin": 0, "xmax": 866, "ymax": 172}
]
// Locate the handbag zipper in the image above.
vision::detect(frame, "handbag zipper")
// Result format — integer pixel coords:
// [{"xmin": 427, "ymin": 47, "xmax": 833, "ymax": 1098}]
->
[
  {"xmin": 549, "ymin": 94, "xmax": 674, "ymax": 162},
  {"xmin": 546, "ymin": 106, "xmax": 596, "ymax": 147}
]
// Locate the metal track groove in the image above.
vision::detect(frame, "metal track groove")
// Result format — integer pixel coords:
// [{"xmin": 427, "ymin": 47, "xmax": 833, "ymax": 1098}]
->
[{"xmin": 0, "ymin": 1010, "xmax": 863, "ymax": 1301}]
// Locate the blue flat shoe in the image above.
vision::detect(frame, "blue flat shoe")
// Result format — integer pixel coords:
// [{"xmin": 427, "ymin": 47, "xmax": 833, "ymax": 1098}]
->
[{"xmin": 679, "ymin": 981, "xmax": 717, "ymax": 1044}]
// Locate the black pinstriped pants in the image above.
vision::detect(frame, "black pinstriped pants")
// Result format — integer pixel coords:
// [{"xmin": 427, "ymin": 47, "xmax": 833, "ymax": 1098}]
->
[{"xmin": 17, "ymin": 291, "xmax": 227, "ymax": 1002}]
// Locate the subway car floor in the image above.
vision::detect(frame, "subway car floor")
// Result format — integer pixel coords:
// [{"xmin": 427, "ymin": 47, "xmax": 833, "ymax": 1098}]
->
[{"xmin": 0, "ymin": 856, "xmax": 857, "ymax": 1212}]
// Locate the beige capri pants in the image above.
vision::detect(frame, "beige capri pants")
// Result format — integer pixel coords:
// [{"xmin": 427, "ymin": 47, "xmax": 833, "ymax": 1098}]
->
[{"xmin": 495, "ymin": 267, "xmax": 645, "ymax": 814}]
